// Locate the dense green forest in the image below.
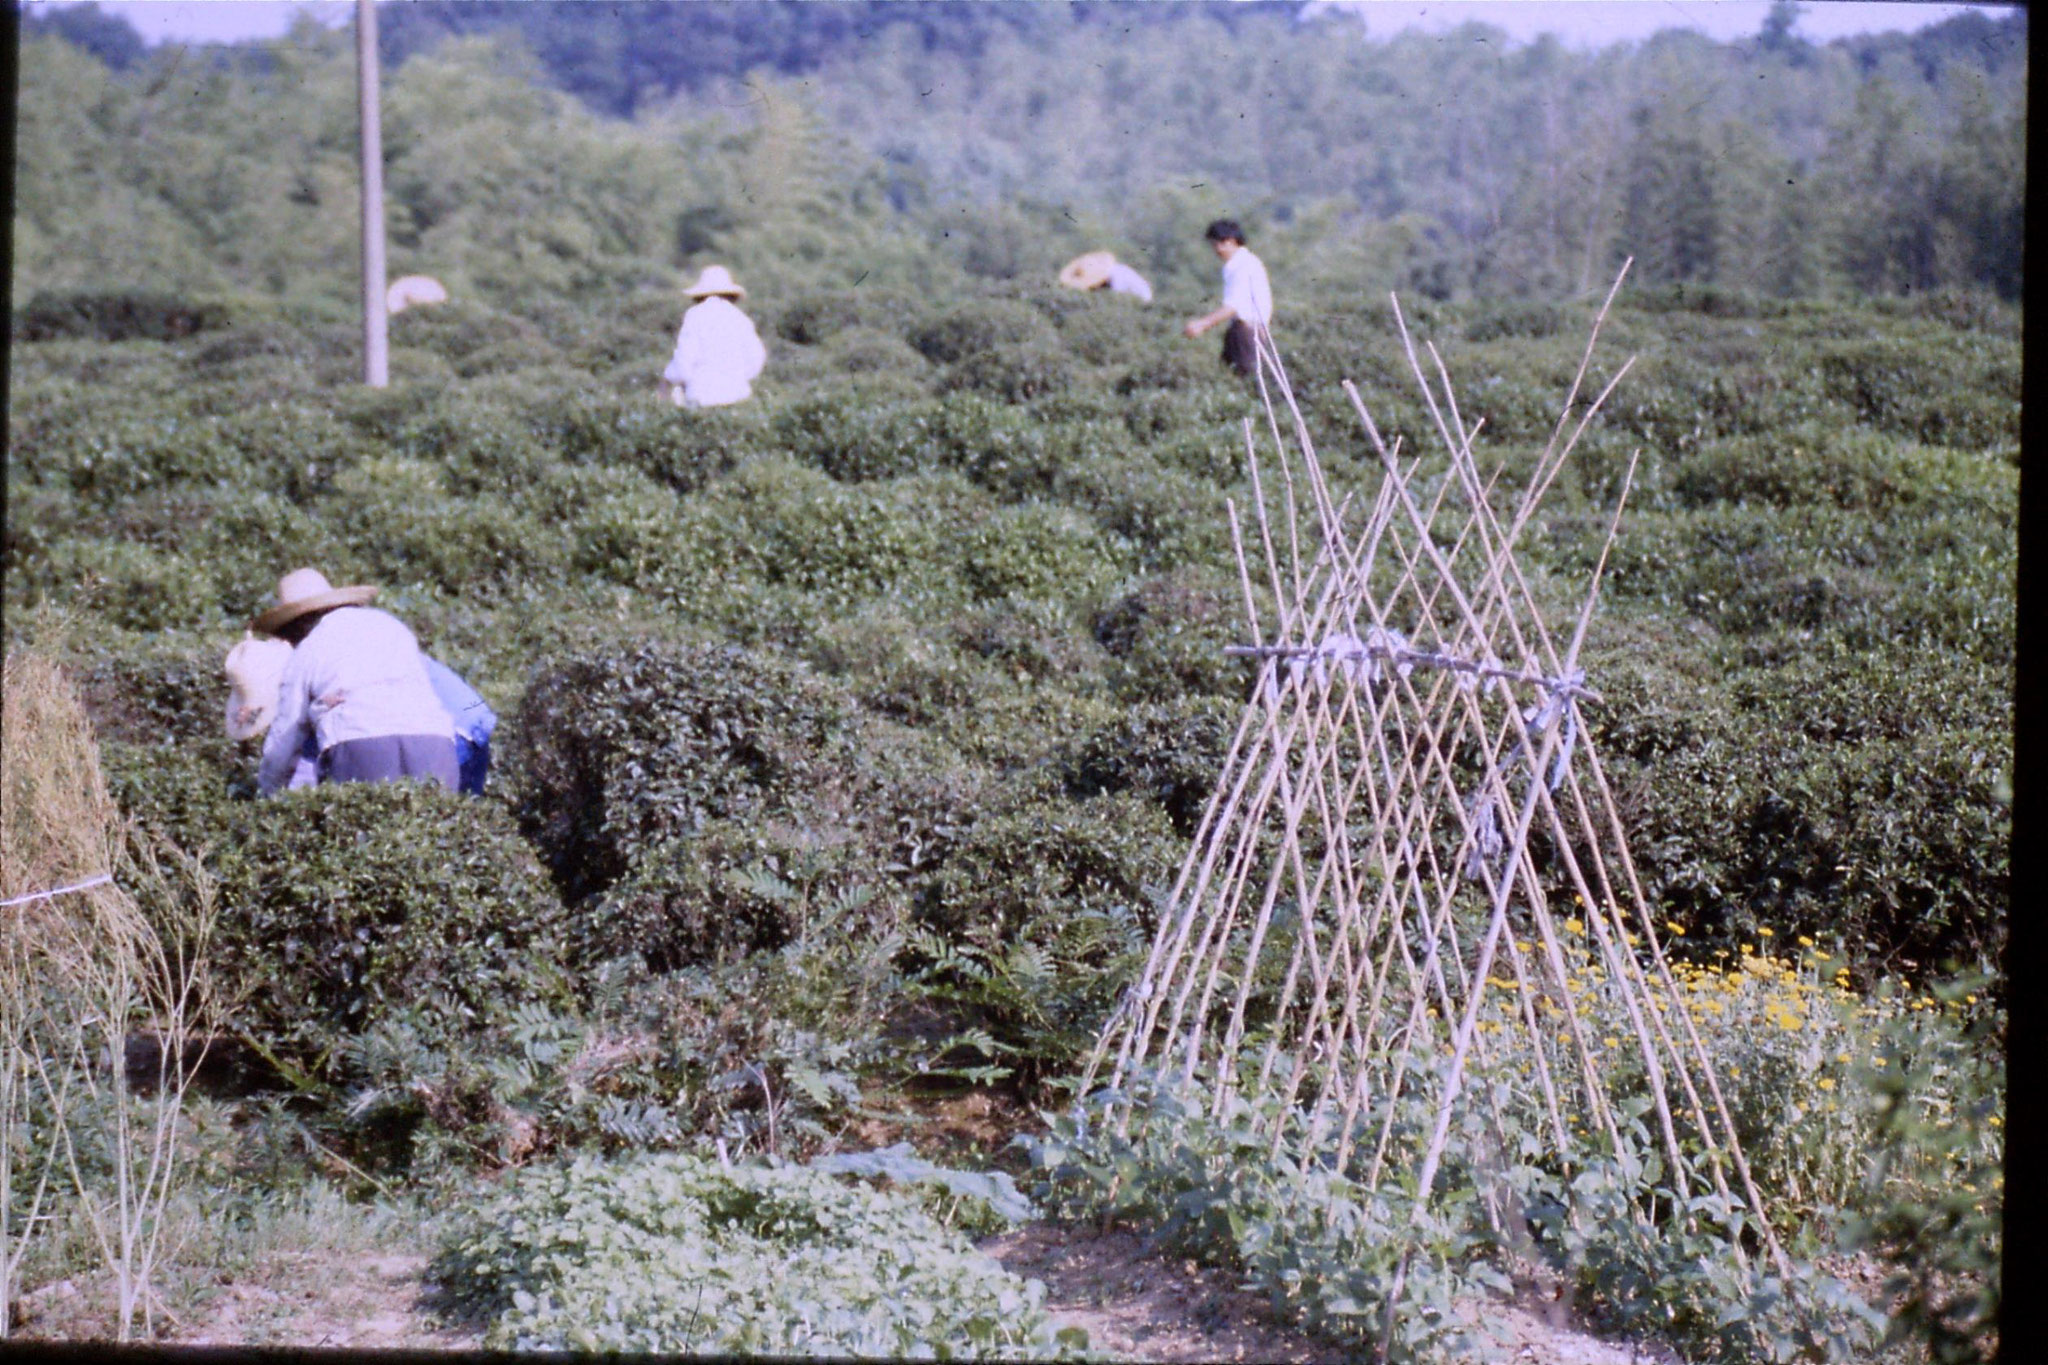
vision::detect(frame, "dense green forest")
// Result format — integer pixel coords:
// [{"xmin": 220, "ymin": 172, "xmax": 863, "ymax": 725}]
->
[
  {"xmin": 4, "ymin": 4, "xmax": 2015, "ymax": 1361},
  {"xmin": 13, "ymin": 1, "xmax": 2027, "ymax": 310}
]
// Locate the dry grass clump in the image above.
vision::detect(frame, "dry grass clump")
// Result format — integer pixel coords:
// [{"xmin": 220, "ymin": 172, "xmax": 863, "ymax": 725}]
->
[{"xmin": 3, "ymin": 644, "xmax": 220, "ymax": 1341}]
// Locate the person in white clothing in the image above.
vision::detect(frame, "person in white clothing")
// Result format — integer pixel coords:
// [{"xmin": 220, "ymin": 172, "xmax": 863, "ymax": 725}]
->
[
  {"xmin": 1181, "ymin": 219, "xmax": 1273, "ymax": 376},
  {"xmin": 1057, "ymin": 251, "xmax": 1153, "ymax": 302},
  {"xmin": 1105, "ymin": 261, "xmax": 1154, "ymax": 302},
  {"xmin": 252, "ymin": 569, "xmax": 458, "ymax": 797},
  {"xmin": 663, "ymin": 265, "xmax": 767, "ymax": 408}
]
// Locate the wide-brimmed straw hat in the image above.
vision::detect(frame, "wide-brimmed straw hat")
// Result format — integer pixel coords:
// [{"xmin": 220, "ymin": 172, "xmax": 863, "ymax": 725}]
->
[
  {"xmin": 386, "ymin": 274, "xmax": 449, "ymax": 315},
  {"xmin": 223, "ymin": 632, "xmax": 294, "ymax": 740},
  {"xmin": 1058, "ymin": 251, "xmax": 1117, "ymax": 290},
  {"xmin": 251, "ymin": 567, "xmax": 378, "ymax": 636},
  {"xmin": 683, "ymin": 265, "xmax": 747, "ymax": 300}
]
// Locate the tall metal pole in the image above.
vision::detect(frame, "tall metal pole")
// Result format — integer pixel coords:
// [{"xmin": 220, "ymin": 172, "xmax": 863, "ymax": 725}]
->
[{"xmin": 357, "ymin": 0, "xmax": 388, "ymax": 387}]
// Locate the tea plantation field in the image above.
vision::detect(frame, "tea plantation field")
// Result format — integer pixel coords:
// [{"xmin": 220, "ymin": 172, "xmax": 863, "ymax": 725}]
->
[{"xmin": 3, "ymin": 278, "xmax": 2013, "ymax": 1359}]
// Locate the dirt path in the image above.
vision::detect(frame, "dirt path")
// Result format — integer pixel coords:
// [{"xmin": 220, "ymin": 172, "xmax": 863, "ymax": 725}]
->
[
  {"xmin": 22, "ymin": 1222, "xmax": 1671, "ymax": 1362},
  {"xmin": 170, "ymin": 1252, "xmax": 481, "ymax": 1351},
  {"xmin": 980, "ymin": 1221, "xmax": 1683, "ymax": 1364}
]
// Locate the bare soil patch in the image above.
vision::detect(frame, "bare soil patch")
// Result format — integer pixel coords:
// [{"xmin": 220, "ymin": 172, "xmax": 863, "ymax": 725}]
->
[
  {"xmin": 981, "ymin": 1220, "xmax": 1684, "ymax": 1365},
  {"xmin": 170, "ymin": 1252, "xmax": 480, "ymax": 1351}
]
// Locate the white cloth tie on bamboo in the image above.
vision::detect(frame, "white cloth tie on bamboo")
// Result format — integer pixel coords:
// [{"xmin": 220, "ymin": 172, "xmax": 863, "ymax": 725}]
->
[
  {"xmin": 1267, "ymin": 626, "xmax": 1413, "ymax": 703},
  {"xmin": 1461, "ymin": 666, "xmax": 1588, "ymax": 881}
]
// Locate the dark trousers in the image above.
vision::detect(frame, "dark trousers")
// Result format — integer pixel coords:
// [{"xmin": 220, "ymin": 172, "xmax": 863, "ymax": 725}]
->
[
  {"xmin": 320, "ymin": 734, "xmax": 460, "ymax": 792},
  {"xmin": 1222, "ymin": 318, "xmax": 1259, "ymax": 376},
  {"xmin": 455, "ymin": 736, "xmax": 491, "ymax": 796}
]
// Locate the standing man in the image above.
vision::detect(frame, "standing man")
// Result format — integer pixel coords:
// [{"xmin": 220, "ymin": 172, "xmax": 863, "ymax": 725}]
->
[
  {"xmin": 1181, "ymin": 219, "xmax": 1273, "ymax": 376},
  {"xmin": 252, "ymin": 568, "xmax": 459, "ymax": 796}
]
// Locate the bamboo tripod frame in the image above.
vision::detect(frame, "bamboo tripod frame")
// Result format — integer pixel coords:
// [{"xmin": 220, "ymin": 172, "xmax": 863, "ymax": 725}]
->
[{"xmin": 1084, "ymin": 269, "xmax": 1791, "ymax": 1297}]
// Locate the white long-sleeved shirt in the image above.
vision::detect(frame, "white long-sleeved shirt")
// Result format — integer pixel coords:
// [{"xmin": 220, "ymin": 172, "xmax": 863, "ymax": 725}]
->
[
  {"xmin": 258, "ymin": 606, "xmax": 453, "ymax": 795},
  {"xmin": 1105, "ymin": 263, "xmax": 1153, "ymax": 301},
  {"xmin": 1221, "ymin": 247, "xmax": 1274, "ymax": 328},
  {"xmin": 661, "ymin": 296, "xmax": 767, "ymax": 407}
]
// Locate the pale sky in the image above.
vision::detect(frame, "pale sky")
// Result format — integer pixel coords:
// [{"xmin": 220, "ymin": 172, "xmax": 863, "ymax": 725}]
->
[{"xmin": 23, "ymin": 0, "xmax": 2026, "ymax": 50}]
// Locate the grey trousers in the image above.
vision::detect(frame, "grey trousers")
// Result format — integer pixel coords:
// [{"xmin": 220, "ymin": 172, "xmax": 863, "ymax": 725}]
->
[{"xmin": 320, "ymin": 734, "xmax": 459, "ymax": 792}]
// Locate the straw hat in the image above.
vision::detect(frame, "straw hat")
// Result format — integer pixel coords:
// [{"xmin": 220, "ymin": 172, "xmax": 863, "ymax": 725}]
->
[
  {"xmin": 223, "ymin": 632, "xmax": 294, "ymax": 740},
  {"xmin": 683, "ymin": 265, "xmax": 747, "ymax": 300},
  {"xmin": 386, "ymin": 274, "xmax": 449, "ymax": 315},
  {"xmin": 1058, "ymin": 251, "xmax": 1117, "ymax": 290},
  {"xmin": 251, "ymin": 567, "xmax": 378, "ymax": 636}
]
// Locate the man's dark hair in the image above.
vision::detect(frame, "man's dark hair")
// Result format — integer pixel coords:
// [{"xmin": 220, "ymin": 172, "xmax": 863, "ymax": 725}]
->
[{"xmin": 1204, "ymin": 219, "xmax": 1246, "ymax": 246}]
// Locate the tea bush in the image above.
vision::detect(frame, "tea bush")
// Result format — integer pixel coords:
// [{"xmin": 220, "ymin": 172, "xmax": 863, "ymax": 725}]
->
[
  {"xmin": 941, "ymin": 336, "xmax": 1080, "ymax": 403},
  {"xmin": 10, "ymin": 402, "xmax": 249, "ymax": 507},
  {"xmin": 1055, "ymin": 298, "xmax": 1160, "ymax": 368},
  {"xmin": 74, "ymin": 639, "xmax": 231, "ymax": 746},
  {"xmin": 437, "ymin": 1152, "xmax": 1085, "ymax": 1357},
  {"xmin": 768, "ymin": 389, "xmax": 947, "ymax": 483},
  {"xmin": 547, "ymin": 468, "xmax": 697, "ymax": 588},
  {"xmin": 504, "ymin": 640, "xmax": 853, "ymax": 907},
  {"xmin": 1062, "ymin": 695, "xmax": 1240, "ymax": 836},
  {"xmin": 803, "ymin": 604, "xmax": 993, "ymax": 723},
  {"xmin": 1670, "ymin": 426, "xmax": 2014, "ymax": 515},
  {"xmin": 27, "ymin": 538, "xmax": 225, "ymax": 633},
  {"xmin": 584, "ymin": 819, "xmax": 909, "ymax": 972},
  {"xmin": 1809, "ymin": 333, "xmax": 2020, "ymax": 451},
  {"xmin": 1593, "ymin": 644, "xmax": 2009, "ymax": 976},
  {"xmin": 13, "ymin": 288, "xmax": 234, "ymax": 342},
  {"xmin": 910, "ymin": 296, "xmax": 1057, "ymax": 365},
  {"xmin": 690, "ymin": 463, "xmax": 973, "ymax": 607},
  {"xmin": 773, "ymin": 285, "xmax": 924, "ymax": 346},
  {"xmin": 822, "ymin": 326, "xmax": 933, "ymax": 381},
  {"xmin": 1092, "ymin": 568, "xmax": 1246, "ymax": 703},
  {"xmin": 207, "ymin": 782, "xmax": 569, "ymax": 1064},
  {"xmin": 103, "ymin": 736, "xmax": 251, "ymax": 856},
  {"xmin": 956, "ymin": 501, "xmax": 1124, "ymax": 603},
  {"xmin": 1054, "ymin": 454, "xmax": 1232, "ymax": 573},
  {"xmin": 912, "ymin": 791, "xmax": 1181, "ymax": 1081},
  {"xmin": 324, "ymin": 457, "xmax": 568, "ymax": 596},
  {"xmin": 948, "ymin": 597, "xmax": 1111, "ymax": 691},
  {"xmin": 390, "ymin": 388, "xmax": 567, "ymax": 496}
]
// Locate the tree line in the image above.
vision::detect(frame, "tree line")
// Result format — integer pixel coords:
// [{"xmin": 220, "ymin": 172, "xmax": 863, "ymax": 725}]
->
[{"xmin": 14, "ymin": 2, "xmax": 2025, "ymax": 310}]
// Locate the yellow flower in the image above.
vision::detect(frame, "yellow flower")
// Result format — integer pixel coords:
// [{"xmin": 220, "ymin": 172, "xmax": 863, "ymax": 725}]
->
[
  {"xmin": 1740, "ymin": 943, "xmax": 1754, "ymax": 956},
  {"xmin": 1817, "ymin": 1078, "xmax": 1836, "ymax": 1091},
  {"xmin": 1666, "ymin": 921, "xmax": 1685, "ymax": 936},
  {"xmin": 1759, "ymin": 927, "xmax": 1774, "ymax": 937},
  {"xmin": 1565, "ymin": 917, "xmax": 1585, "ymax": 934},
  {"xmin": 1797, "ymin": 935, "xmax": 1814, "ymax": 947}
]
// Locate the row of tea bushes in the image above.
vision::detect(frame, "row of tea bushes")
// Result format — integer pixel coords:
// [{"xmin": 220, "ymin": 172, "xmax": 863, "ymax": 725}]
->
[{"xmin": 11, "ymin": 281, "xmax": 2015, "ymax": 1171}]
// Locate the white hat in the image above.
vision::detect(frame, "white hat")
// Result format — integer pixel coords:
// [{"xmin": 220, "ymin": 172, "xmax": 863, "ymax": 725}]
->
[
  {"xmin": 250, "ymin": 567, "xmax": 378, "ymax": 636},
  {"xmin": 683, "ymin": 265, "xmax": 747, "ymax": 299},
  {"xmin": 386, "ymin": 274, "xmax": 449, "ymax": 314},
  {"xmin": 223, "ymin": 632, "xmax": 294, "ymax": 740}
]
